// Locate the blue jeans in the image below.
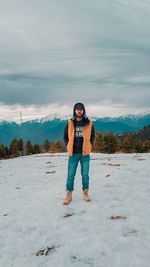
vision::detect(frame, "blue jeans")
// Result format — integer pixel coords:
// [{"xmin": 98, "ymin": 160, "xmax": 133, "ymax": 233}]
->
[{"xmin": 66, "ymin": 153, "xmax": 90, "ymax": 191}]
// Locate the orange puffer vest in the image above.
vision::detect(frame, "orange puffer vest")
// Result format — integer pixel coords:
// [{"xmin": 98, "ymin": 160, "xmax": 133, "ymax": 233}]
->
[{"xmin": 66, "ymin": 119, "xmax": 92, "ymax": 156}]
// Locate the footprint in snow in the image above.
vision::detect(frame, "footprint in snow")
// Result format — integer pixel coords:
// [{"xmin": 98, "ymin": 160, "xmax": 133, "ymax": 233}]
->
[
  {"xmin": 110, "ymin": 215, "xmax": 127, "ymax": 220},
  {"xmin": 63, "ymin": 212, "xmax": 74, "ymax": 218},
  {"xmin": 35, "ymin": 245, "xmax": 56, "ymax": 256},
  {"xmin": 122, "ymin": 227, "xmax": 138, "ymax": 237},
  {"xmin": 71, "ymin": 255, "xmax": 95, "ymax": 265},
  {"xmin": 45, "ymin": 171, "xmax": 56, "ymax": 174}
]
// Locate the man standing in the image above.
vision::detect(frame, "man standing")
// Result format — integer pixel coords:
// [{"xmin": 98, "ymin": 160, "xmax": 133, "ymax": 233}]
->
[{"xmin": 63, "ymin": 102, "xmax": 95, "ymax": 205}]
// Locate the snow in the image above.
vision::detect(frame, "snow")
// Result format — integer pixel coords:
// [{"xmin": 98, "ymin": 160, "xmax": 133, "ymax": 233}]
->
[
  {"xmin": 0, "ymin": 120, "xmax": 16, "ymax": 125},
  {"xmin": 0, "ymin": 152, "xmax": 150, "ymax": 267},
  {"xmin": 37, "ymin": 113, "xmax": 73, "ymax": 123},
  {"xmin": 1, "ymin": 112, "xmax": 150, "ymax": 125}
]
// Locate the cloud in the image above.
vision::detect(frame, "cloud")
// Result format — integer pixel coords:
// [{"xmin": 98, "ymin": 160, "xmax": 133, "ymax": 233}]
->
[
  {"xmin": 0, "ymin": 0, "xmax": 150, "ymax": 120},
  {"xmin": 0, "ymin": 102, "xmax": 149, "ymax": 123}
]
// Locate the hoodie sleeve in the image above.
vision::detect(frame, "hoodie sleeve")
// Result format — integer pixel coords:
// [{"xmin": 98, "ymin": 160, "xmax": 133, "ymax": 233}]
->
[
  {"xmin": 90, "ymin": 124, "xmax": 95, "ymax": 145},
  {"xmin": 63, "ymin": 121, "xmax": 68, "ymax": 146}
]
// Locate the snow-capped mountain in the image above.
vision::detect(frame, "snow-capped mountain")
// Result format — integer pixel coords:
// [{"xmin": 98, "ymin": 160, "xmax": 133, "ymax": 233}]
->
[
  {"xmin": 0, "ymin": 113, "xmax": 150, "ymax": 145},
  {"xmin": 37, "ymin": 112, "xmax": 150, "ymax": 125},
  {"xmin": 37, "ymin": 113, "xmax": 73, "ymax": 123}
]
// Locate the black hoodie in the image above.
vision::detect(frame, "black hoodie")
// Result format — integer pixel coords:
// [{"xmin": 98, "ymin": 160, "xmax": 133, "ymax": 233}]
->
[{"xmin": 63, "ymin": 111, "xmax": 95, "ymax": 154}]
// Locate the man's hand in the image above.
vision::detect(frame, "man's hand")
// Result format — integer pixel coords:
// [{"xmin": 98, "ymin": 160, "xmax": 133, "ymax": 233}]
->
[{"xmin": 91, "ymin": 143, "xmax": 94, "ymax": 150}]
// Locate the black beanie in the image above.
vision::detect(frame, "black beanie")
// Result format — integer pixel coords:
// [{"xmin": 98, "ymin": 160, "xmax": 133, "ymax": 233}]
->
[{"xmin": 73, "ymin": 102, "xmax": 86, "ymax": 119}]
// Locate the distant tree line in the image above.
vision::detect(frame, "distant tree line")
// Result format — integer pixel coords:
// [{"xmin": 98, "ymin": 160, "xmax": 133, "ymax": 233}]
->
[
  {"xmin": 93, "ymin": 132, "xmax": 150, "ymax": 154},
  {"xmin": 0, "ymin": 132, "xmax": 150, "ymax": 160},
  {"xmin": 0, "ymin": 138, "xmax": 65, "ymax": 159}
]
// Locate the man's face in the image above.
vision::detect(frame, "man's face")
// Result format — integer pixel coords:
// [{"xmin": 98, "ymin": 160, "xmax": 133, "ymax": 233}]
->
[{"xmin": 75, "ymin": 108, "xmax": 84, "ymax": 117}]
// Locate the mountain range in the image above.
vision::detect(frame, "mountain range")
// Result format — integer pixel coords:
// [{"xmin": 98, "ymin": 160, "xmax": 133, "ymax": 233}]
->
[{"xmin": 0, "ymin": 112, "xmax": 150, "ymax": 145}]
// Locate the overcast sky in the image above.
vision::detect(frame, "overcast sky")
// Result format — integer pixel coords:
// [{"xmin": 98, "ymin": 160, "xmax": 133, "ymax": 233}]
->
[{"xmin": 0, "ymin": 0, "xmax": 150, "ymax": 122}]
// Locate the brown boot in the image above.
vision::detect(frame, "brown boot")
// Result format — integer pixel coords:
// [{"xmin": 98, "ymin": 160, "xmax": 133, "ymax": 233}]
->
[
  {"xmin": 63, "ymin": 190, "xmax": 72, "ymax": 205},
  {"xmin": 83, "ymin": 189, "xmax": 91, "ymax": 202}
]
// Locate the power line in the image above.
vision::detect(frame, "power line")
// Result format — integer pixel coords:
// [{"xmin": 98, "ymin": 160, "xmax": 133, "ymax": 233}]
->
[
  {"xmin": 107, "ymin": 0, "xmax": 150, "ymax": 16},
  {"xmin": 55, "ymin": 0, "xmax": 150, "ymax": 31},
  {"xmin": 141, "ymin": 0, "xmax": 150, "ymax": 4},
  {"xmin": 55, "ymin": 0, "xmax": 129, "ymax": 23}
]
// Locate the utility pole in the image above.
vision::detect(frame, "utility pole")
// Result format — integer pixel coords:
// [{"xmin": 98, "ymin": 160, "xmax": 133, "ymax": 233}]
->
[
  {"xmin": 20, "ymin": 111, "xmax": 23, "ymax": 124},
  {"xmin": 19, "ymin": 111, "xmax": 24, "ymax": 156}
]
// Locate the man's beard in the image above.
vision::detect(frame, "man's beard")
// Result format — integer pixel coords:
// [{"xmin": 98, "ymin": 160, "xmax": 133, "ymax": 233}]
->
[{"xmin": 76, "ymin": 113, "xmax": 83, "ymax": 117}]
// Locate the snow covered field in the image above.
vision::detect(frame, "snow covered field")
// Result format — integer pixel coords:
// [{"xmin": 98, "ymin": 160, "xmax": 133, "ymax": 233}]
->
[{"xmin": 0, "ymin": 152, "xmax": 150, "ymax": 267}]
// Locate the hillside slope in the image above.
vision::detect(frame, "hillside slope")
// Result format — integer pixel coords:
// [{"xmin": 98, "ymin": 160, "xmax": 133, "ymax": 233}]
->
[{"xmin": 0, "ymin": 152, "xmax": 150, "ymax": 267}]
